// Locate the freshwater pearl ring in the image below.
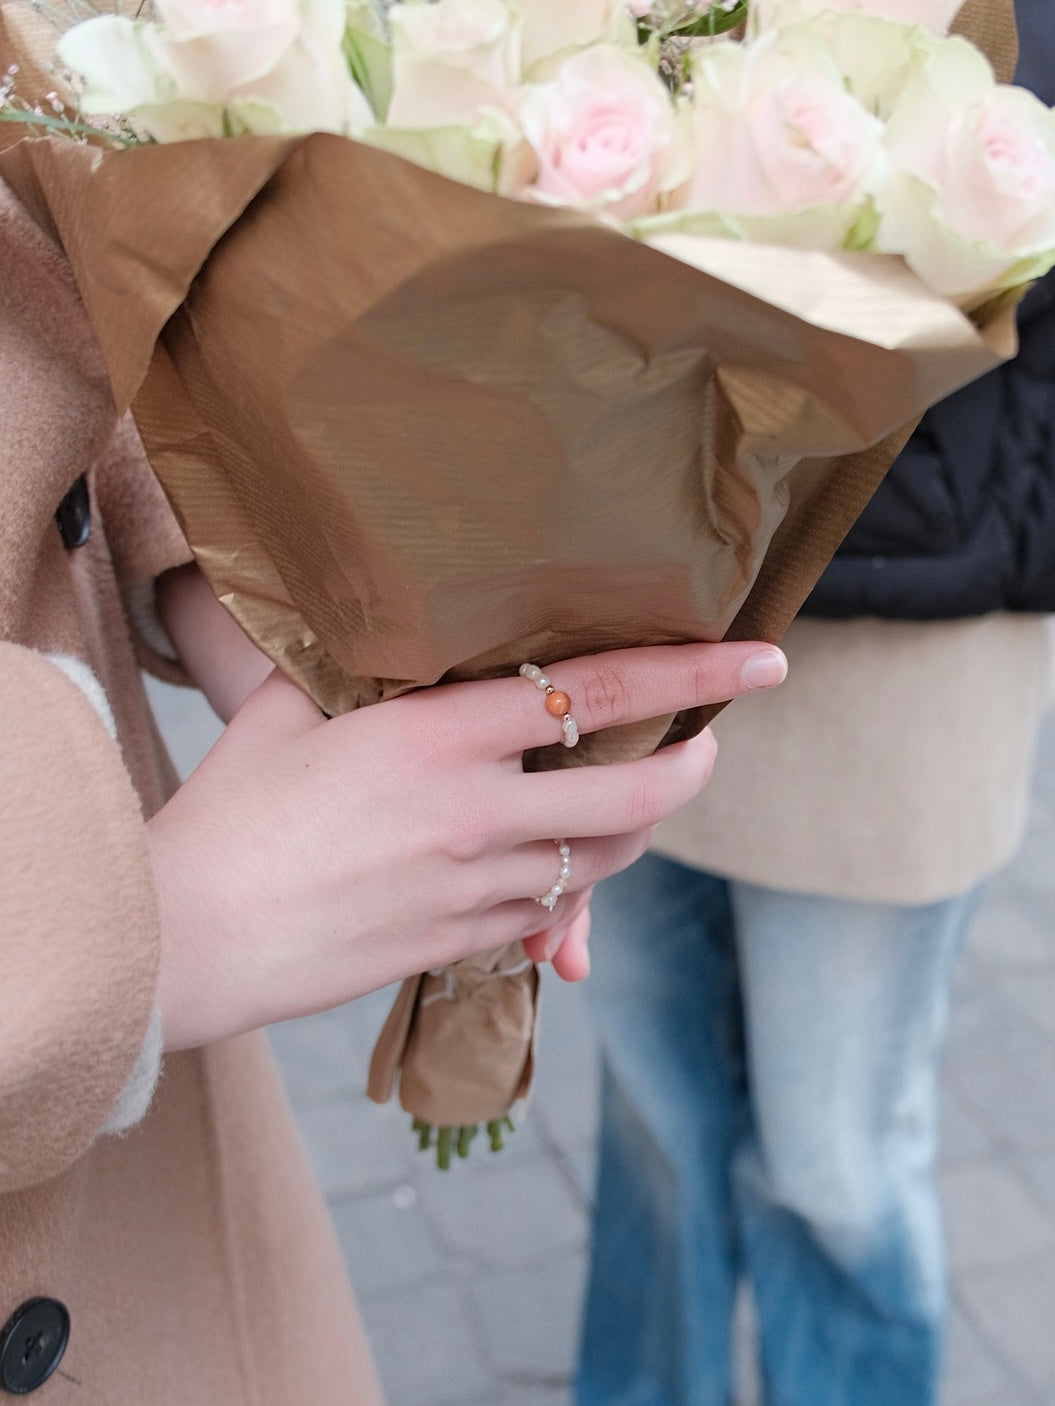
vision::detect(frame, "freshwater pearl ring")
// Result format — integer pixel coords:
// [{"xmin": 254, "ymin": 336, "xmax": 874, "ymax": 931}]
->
[
  {"xmin": 536, "ymin": 839, "xmax": 572, "ymax": 912},
  {"xmin": 518, "ymin": 662, "xmax": 579, "ymax": 748}
]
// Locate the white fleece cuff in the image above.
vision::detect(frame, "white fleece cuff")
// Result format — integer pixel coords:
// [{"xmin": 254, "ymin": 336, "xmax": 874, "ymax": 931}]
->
[
  {"xmin": 126, "ymin": 579, "xmax": 180, "ymax": 664},
  {"xmin": 101, "ymin": 1005, "xmax": 164, "ymax": 1134},
  {"xmin": 43, "ymin": 652, "xmax": 165, "ymax": 1133}
]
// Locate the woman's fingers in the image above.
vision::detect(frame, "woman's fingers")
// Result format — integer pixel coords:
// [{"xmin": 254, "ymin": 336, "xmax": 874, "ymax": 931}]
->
[
  {"xmin": 484, "ymin": 831, "xmax": 653, "ymax": 909},
  {"xmin": 523, "ymin": 902, "xmax": 594, "ymax": 981},
  {"xmin": 550, "ymin": 904, "xmax": 592, "ymax": 982},
  {"xmin": 491, "ymin": 729, "xmax": 719, "ymax": 843},
  {"xmin": 424, "ymin": 640, "xmax": 787, "ymax": 756}
]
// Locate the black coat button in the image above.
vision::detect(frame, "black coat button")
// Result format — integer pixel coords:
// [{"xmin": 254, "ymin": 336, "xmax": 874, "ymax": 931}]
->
[
  {"xmin": 55, "ymin": 475, "xmax": 91, "ymax": 550},
  {"xmin": 0, "ymin": 1299, "xmax": 70, "ymax": 1395}
]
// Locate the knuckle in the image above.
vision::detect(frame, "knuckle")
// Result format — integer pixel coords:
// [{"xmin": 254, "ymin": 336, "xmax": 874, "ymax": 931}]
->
[
  {"xmin": 590, "ymin": 831, "xmax": 646, "ymax": 884},
  {"xmin": 581, "ymin": 663, "xmax": 634, "ymax": 729},
  {"xmin": 690, "ymin": 658, "xmax": 725, "ymax": 708},
  {"xmin": 625, "ymin": 773, "xmax": 662, "ymax": 831},
  {"xmin": 439, "ymin": 815, "xmax": 488, "ymax": 866},
  {"xmin": 627, "ymin": 825, "xmax": 655, "ymax": 866},
  {"xmin": 516, "ymin": 902, "xmax": 550, "ymax": 942}
]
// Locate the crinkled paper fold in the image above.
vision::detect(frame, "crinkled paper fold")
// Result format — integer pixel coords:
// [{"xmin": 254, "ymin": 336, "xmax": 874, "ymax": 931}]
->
[{"xmin": 0, "ymin": 0, "xmax": 1016, "ymax": 1134}]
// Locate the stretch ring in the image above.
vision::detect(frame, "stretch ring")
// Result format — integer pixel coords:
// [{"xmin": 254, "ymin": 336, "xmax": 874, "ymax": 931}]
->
[
  {"xmin": 518, "ymin": 662, "xmax": 579, "ymax": 747},
  {"xmin": 537, "ymin": 839, "xmax": 572, "ymax": 912}
]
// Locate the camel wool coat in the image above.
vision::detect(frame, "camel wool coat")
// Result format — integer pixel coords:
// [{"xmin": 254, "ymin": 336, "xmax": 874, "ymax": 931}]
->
[{"xmin": 0, "ymin": 180, "xmax": 384, "ymax": 1401}]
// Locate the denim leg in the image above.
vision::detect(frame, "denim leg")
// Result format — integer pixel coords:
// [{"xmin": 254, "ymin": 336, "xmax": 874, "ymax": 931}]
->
[
  {"xmin": 728, "ymin": 882, "xmax": 977, "ymax": 1406},
  {"xmin": 577, "ymin": 854, "xmax": 747, "ymax": 1406}
]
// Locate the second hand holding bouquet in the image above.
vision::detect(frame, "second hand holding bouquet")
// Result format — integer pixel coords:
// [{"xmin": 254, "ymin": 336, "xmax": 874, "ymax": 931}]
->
[{"xmin": 0, "ymin": 0, "xmax": 1042, "ymax": 1161}]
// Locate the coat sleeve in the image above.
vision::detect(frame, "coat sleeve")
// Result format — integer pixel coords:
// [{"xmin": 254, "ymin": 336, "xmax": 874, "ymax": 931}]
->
[
  {"xmin": 0, "ymin": 643, "xmax": 161, "ymax": 1193},
  {"xmin": 94, "ymin": 413, "xmax": 195, "ymax": 686}
]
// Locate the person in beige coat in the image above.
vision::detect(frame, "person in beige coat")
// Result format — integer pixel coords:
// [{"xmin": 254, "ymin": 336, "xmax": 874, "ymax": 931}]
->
[
  {"xmin": 0, "ymin": 165, "xmax": 790, "ymax": 1400},
  {"xmin": 575, "ymin": 7, "xmax": 1055, "ymax": 1398}
]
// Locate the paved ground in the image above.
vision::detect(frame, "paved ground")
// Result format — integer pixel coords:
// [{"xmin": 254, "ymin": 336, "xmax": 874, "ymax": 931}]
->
[{"xmin": 148, "ymin": 675, "xmax": 1055, "ymax": 1406}]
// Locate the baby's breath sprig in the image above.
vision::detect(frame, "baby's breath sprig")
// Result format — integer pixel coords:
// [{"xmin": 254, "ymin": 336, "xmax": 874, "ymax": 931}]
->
[
  {"xmin": 636, "ymin": 0, "xmax": 747, "ymax": 92},
  {"xmin": 0, "ymin": 59, "xmax": 143, "ymax": 143}
]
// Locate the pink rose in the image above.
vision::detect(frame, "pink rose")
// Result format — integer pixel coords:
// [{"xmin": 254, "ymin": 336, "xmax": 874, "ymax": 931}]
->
[
  {"xmin": 674, "ymin": 35, "xmax": 883, "ymax": 248},
  {"xmin": 877, "ymin": 48, "xmax": 1055, "ymax": 302},
  {"xmin": 518, "ymin": 45, "xmax": 687, "ymax": 218}
]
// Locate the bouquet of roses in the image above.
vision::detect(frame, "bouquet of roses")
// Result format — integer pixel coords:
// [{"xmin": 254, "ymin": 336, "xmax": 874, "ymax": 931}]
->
[{"xmin": 0, "ymin": 0, "xmax": 1045, "ymax": 1162}]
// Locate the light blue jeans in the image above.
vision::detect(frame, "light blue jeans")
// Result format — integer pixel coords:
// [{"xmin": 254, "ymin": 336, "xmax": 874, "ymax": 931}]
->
[{"xmin": 576, "ymin": 854, "xmax": 976, "ymax": 1406}]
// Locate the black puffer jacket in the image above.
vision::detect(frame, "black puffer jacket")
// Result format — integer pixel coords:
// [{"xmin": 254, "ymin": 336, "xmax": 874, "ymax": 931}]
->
[{"xmin": 804, "ymin": 0, "xmax": 1055, "ymax": 621}]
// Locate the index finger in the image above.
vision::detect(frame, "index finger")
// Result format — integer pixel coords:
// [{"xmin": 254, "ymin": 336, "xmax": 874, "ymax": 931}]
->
[{"xmin": 447, "ymin": 641, "xmax": 788, "ymax": 755}]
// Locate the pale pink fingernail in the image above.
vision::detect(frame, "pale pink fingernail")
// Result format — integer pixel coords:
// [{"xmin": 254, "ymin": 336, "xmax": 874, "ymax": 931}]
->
[{"xmin": 741, "ymin": 648, "xmax": 788, "ymax": 691}]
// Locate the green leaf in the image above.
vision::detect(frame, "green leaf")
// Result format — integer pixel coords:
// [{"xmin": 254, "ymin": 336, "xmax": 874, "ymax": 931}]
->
[
  {"xmin": 669, "ymin": 0, "xmax": 749, "ymax": 39},
  {"xmin": 343, "ymin": 15, "xmax": 393, "ymax": 123}
]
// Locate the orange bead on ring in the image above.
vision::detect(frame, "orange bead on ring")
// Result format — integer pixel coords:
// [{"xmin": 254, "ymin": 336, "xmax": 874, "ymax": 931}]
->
[{"xmin": 518, "ymin": 664, "xmax": 580, "ymax": 748}]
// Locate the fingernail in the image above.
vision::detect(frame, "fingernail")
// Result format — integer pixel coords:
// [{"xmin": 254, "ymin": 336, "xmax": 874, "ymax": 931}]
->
[{"xmin": 741, "ymin": 648, "xmax": 788, "ymax": 691}]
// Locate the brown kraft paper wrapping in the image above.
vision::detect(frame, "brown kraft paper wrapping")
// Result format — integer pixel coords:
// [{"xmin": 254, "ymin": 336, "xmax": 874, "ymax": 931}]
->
[{"xmin": 0, "ymin": 0, "xmax": 1017, "ymax": 1143}]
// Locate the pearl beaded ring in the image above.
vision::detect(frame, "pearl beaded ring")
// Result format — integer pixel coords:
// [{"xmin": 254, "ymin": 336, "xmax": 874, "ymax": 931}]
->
[
  {"xmin": 537, "ymin": 839, "xmax": 572, "ymax": 912},
  {"xmin": 518, "ymin": 662, "xmax": 580, "ymax": 748}
]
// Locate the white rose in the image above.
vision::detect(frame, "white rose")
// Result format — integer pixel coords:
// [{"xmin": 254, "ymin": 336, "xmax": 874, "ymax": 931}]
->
[
  {"xmin": 364, "ymin": 106, "xmax": 536, "ymax": 194},
  {"xmin": 751, "ymin": 0, "xmax": 964, "ymax": 37},
  {"xmin": 518, "ymin": 0, "xmax": 637, "ymax": 77},
  {"xmin": 153, "ymin": 0, "xmax": 301, "ymax": 94},
  {"xmin": 58, "ymin": 0, "xmax": 371, "ymax": 138},
  {"xmin": 517, "ymin": 45, "xmax": 689, "ymax": 219},
  {"xmin": 666, "ymin": 33, "xmax": 884, "ymax": 250},
  {"xmin": 385, "ymin": 0, "xmax": 520, "ymax": 129},
  {"xmin": 58, "ymin": 16, "xmax": 178, "ymax": 122},
  {"xmin": 876, "ymin": 47, "xmax": 1055, "ymax": 303},
  {"xmin": 763, "ymin": 12, "xmax": 934, "ymax": 120}
]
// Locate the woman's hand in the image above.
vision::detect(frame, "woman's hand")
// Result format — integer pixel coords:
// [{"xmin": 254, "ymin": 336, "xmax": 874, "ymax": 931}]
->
[
  {"xmin": 156, "ymin": 563, "xmax": 273, "ymax": 722},
  {"xmin": 148, "ymin": 626, "xmax": 786, "ymax": 1051}
]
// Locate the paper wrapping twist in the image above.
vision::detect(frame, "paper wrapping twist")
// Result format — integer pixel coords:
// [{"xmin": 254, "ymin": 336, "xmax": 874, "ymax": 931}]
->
[{"xmin": 0, "ymin": 0, "xmax": 1017, "ymax": 1146}]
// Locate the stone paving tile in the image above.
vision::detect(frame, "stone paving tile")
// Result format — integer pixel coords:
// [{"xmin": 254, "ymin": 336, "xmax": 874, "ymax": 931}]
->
[
  {"xmin": 358, "ymin": 1280, "xmax": 495, "ymax": 1406},
  {"xmin": 143, "ymin": 675, "xmax": 222, "ymax": 778},
  {"xmin": 941, "ymin": 1305, "xmax": 1022, "ymax": 1406},
  {"xmin": 941, "ymin": 1160, "xmax": 1055, "ymax": 1271},
  {"xmin": 330, "ymin": 1186, "xmax": 448, "ymax": 1299},
  {"xmin": 555, "ymin": 1139, "xmax": 598, "ymax": 1213},
  {"xmin": 420, "ymin": 1155, "xmax": 587, "ymax": 1269},
  {"xmin": 999, "ymin": 970, "xmax": 1055, "ymax": 1041},
  {"xmin": 965, "ymin": 893, "xmax": 1055, "ymax": 968},
  {"xmin": 1017, "ymin": 1153, "xmax": 1055, "ymax": 1218},
  {"xmin": 470, "ymin": 1251, "xmax": 588, "ymax": 1381},
  {"xmin": 298, "ymin": 1094, "xmax": 422, "ymax": 1198},
  {"xmin": 266, "ymin": 1008, "xmax": 372, "ymax": 1110},
  {"xmin": 955, "ymin": 1255, "xmax": 1055, "ymax": 1394},
  {"xmin": 939, "ymin": 1085, "xmax": 997, "ymax": 1166},
  {"xmin": 733, "ymin": 1287, "xmax": 762, "ymax": 1406},
  {"xmin": 947, "ymin": 1036, "xmax": 1055, "ymax": 1156},
  {"xmin": 944, "ymin": 980, "xmax": 1029, "ymax": 1059},
  {"xmin": 493, "ymin": 1391, "xmax": 572, "ymax": 1406}
]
